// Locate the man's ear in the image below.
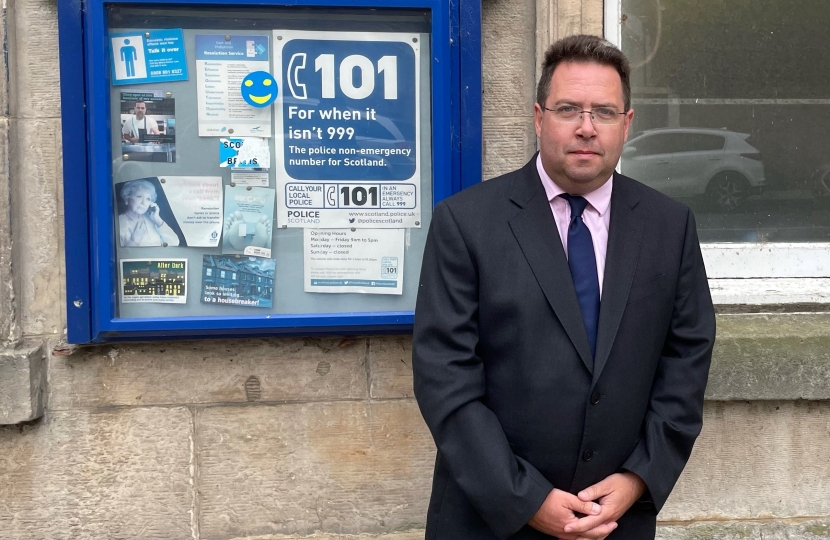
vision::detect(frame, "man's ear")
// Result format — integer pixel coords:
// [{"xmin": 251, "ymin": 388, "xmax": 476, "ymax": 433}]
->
[
  {"xmin": 622, "ymin": 108, "xmax": 635, "ymax": 141},
  {"xmin": 533, "ymin": 103, "xmax": 545, "ymax": 138}
]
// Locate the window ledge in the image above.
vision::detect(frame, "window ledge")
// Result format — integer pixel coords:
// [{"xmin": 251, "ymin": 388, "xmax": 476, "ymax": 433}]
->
[{"xmin": 707, "ymin": 313, "xmax": 830, "ymax": 401}]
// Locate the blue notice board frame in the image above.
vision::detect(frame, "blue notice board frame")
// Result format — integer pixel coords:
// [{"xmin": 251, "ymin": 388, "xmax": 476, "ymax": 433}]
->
[{"xmin": 57, "ymin": 0, "xmax": 482, "ymax": 343}]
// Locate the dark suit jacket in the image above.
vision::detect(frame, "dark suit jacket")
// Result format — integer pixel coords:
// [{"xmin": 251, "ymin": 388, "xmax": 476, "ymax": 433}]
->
[{"xmin": 412, "ymin": 156, "xmax": 716, "ymax": 540}]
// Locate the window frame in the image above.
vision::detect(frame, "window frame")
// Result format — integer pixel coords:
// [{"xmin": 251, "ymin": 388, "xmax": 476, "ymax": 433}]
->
[{"xmin": 605, "ymin": 0, "xmax": 830, "ymax": 305}]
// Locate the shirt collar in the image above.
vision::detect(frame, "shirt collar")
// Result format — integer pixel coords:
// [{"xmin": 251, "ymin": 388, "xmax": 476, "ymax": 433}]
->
[{"xmin": 536, "ymin": 153, "xmax": 613, "ymax": 216}]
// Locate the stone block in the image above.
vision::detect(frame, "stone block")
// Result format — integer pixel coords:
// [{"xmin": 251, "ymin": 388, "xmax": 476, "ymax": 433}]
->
[
  {"xmin": 707, "ymin": 314, "xmax": 830, "ymax": 400},
  {"xmin": 482, "ymin": 0, "xmax": 537, "ymax": 117},
  {"xmin": 49, "ymin": 337, "xmax": 368, "ymax": 409},
  {"xmin": 0, "ymin": 341, "xmax": 46, "ymax": 424},
  {"xmin": 657, "ymin": 520, "xmax": 830, "ymax": 540},
  {"xmin": 196, "ymin": 400, "xmax": 434, "ymax": 538},
  {"xmin": 556, "ymin": 0, "xmax": 585, "ymax": 39},
  {"xmin": 582, "ymin": 0, "xmax": 604, "ymax": 36},
  {"xmin": 9, "ymin": 118, "xmax": 63, "ymax": 336},
  {"xmin": 483, "ymin": 117, "xmax": 536, "ymax": 179},
  {"xmin": 225, "ymin": 532, "xmax": 425, "ymax": 540},
  {"xmin": 8, "ymin": 0, "xmax": 61, "ymax": 118},
  {"xmin": 660, "ymin": 401, "xmax": 830, "ymax": 521},
  {"xmin": 368, "ymin": 313, "xmax": 830, "ymax": 403},
  {"xmin": 0, "ymin": 407, "xmax": 193, "ymax": 539},
  {"xmin": 54, "ymin": 123, "xmax": 66, "ymax": 317},
  {"xmin": 0, "ymin": 8, "xmax": 8, "ymax": 117},
  {"xmin": 369, "ymin": 335, "xmax": 414, "ymax": 399},
  {"xmin": 549, "ymin": 0, "xmax": 605, "ymax": 40},
  {"xmin": 0, "ymin": 118, "xmax": 18, "ymax": 345}
]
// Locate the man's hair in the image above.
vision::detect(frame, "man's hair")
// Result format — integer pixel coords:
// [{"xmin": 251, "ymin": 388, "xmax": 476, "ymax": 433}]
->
[
  {"xmin": 121, "ymin": 179, "xmax": 157, "ymax": 205},
  {"xmin": 134, "ymin": 100, "xmax": 146, "ymax": 108},
  {"xmin": 536, "ymin": 34, "xmax": 631, "ymax": 111}
]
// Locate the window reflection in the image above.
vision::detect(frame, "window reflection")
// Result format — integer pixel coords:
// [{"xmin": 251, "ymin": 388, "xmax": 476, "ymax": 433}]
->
[{"xmin": 620, "ymin": 0, "xmax": 830, "ymax": 242}]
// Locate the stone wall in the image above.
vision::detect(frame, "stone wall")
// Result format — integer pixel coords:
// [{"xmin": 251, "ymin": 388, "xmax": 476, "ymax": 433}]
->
[{"xmin": 0, "ymin": 0, "xmax": 828, "ymax": 539}]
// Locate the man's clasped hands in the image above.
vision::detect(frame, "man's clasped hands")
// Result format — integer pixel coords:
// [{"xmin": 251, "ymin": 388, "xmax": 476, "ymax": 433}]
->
[{"xmin": 528, "ymin": 472, "xmax": 646, "ymax": 540}]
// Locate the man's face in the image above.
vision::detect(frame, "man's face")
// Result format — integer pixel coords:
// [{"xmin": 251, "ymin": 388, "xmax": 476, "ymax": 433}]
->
[
  {"xmin": 534, "ymin": 61, "xmax": 634, "ymax": 194},
  {"xmin": 134, "ymin": 102, "xmax": 146, "ymax": 119}
]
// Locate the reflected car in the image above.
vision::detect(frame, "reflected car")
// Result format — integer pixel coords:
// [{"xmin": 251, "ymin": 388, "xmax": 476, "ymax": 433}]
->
[{"xmin": 621, "ymin": 128, "xmax": 765, "ymax": 211}]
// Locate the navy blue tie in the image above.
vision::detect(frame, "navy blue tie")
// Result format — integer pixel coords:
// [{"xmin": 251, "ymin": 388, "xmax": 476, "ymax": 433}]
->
[{"xmin": 560, "ymin": 194, "xmax": 600, "ymax": 362}]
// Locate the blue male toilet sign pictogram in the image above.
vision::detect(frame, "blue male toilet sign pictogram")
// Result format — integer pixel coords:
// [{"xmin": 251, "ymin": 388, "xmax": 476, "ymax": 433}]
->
[
  {"xmin": 120, "ymin": 39, "xmax": 138, "ymax": 78},
  {"xmin": 111, "ymin": 35, "xmax": 148, "ymax": 81}
]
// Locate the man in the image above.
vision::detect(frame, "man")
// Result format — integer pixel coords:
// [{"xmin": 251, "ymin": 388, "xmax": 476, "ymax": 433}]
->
[
  {"xmin": 412, "ymin": 34, "xmax": 715, "ymax": 540},
  {"xmin": 122, "ymin": 100, "xmax": 160, "ymax": 143}
]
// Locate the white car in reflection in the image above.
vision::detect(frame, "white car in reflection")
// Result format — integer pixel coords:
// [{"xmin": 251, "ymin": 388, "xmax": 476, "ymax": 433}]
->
[{"xmin": 621, "ymin": 128, "xmax": 765, "ymax": 211}]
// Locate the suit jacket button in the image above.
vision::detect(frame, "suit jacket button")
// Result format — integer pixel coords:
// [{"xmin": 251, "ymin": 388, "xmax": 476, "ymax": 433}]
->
[
  {"xmin": 583, "ymin": 450, "xmax": 594, "ymax": 462},
  {"xmin": 590, "ymin": 392, "xmax": 601, "ymax": 405}
]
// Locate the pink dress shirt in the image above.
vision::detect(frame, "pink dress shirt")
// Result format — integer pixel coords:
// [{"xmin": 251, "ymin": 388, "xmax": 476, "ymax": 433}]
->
[{"xmin": 536, "ymin": 154, "xmax": 612, "ymax": 297}]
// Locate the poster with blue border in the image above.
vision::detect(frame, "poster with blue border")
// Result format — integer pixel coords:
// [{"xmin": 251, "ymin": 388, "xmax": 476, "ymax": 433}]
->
[
  {"xmin": 110, "ymin": 29, "xmax": 188, "ymax": 85},
  {"xmin": 274, "ymin": 30, "xmax": 421, "ymax": 228}
]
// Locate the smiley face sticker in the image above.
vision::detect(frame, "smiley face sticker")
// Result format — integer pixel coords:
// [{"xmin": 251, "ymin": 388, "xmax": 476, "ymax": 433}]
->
[{"xmin": 241, "ymin": 71, "xmax": 278, "ymax": 107}]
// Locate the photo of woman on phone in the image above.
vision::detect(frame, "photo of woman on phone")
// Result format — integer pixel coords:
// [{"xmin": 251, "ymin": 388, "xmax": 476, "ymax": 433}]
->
[{"xmin": 117, "ymin": 179, "xmax": 181, "ymax": 247}]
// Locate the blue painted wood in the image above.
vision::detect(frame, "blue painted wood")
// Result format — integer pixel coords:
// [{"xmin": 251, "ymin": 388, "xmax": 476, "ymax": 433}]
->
[
  {"xmin": 58, "ymin": 0, "xmax": 93, "ymax": 343},
  {"xmin": 459, "ymin": 0, "xmax": 482, "ymax": 190}
]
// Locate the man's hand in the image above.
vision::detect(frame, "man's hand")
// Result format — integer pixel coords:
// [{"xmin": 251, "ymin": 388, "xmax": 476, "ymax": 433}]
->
[
  {"xmin": 561, "ymin": 472, "xmax": 647, "ymax": 539},
  {"xmin": 528, "ymin": 488, "xmax": 617, "ymax": 539}
]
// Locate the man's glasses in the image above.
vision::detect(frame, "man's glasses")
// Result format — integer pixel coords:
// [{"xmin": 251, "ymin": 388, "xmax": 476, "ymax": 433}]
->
[{"xmin": 542, "ymin": 105, "xmax": 627, "ymax": 125}]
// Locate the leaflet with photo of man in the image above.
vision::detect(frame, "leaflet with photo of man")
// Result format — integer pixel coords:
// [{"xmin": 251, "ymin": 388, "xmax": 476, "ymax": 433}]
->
[
  {"xmin": 115, "ymin": 176, "xmax": 223, "ymax": 247},
  {"xmin": 120, "ymin": 91, "xmax": 177, "ymax": 163}
]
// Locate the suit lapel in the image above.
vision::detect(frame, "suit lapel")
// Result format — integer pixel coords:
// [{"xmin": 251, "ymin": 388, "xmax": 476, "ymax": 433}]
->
[
  {"xmin": 592, "ymin": 174, "xmax": 645, "ymax": 385},
  {"xmin": 508, "ymin": 160, "xmax": 594, "ymax": 374}
]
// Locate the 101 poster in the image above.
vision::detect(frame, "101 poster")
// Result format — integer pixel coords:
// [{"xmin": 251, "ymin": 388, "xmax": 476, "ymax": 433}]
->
[{"xmin": 274, "ymin": 30, "xmax": 421, "ymax": 228}]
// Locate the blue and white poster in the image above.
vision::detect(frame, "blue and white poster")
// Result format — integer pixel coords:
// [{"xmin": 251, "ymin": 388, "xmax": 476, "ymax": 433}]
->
[
  {"xmin": 110, "ymin": 29, "xmax": 188, "ymax": 85},
  {"xmin": 274, "ymin": 31, "xmax": 421, "ymax": 228},
  {"xmin": 222, "ymin": 186, "xmax": 275, "ymax": 258},
  {"xmin": 196, "ymin": 35, "xmax": 272, "ymax": 137},
  {"xmin": 219, "ymin": 138, "xmax": 270, "ymax": 169}
]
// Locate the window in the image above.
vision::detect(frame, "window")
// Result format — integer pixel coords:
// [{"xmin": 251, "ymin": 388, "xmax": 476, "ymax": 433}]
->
[{"xmin": 606, "ymin": 0, "xmax": 830, "ymax": 304}]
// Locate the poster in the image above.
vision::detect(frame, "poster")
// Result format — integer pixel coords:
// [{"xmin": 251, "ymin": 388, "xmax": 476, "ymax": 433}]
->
[
  {"xmin": 219, "ymin": 137, "xmax": 270, "ymax": 168},
  {"xmin": 120, "ymin": 259, "xmax": 187, "ymax": 303},
  {"xmin": 110, "ymin": 29, "xmax": 188, "ymax": 85},
  {"xmin": 274, "ymin": 30, "xmax": 421, "ymax": 228},
  {"xmin": 120, "ymin": 91, "xmax": 176, "ymax": 163},
  {"xmin": 201, "ymin": 255, "xmax": 275, "ymax": 308},
  {"xmin": 196, "ymin": 34, "xmax": 271, "ymax": 137},
  {"xmin": 303, "ymin": 228, "xmax": 405, "ymax": 294},
  {"xmin": 115, "ymin": 176, "xmax": 223, "ymax": 247},
  {"xmin": 222, "ymin": 186, "xmax": 275, "ymax": 257}
]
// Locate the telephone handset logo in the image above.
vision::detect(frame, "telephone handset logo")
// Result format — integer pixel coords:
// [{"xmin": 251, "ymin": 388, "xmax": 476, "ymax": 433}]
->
[{"xmin": 287, "ymin": 53, "xmax": 307, "ymax": 100}]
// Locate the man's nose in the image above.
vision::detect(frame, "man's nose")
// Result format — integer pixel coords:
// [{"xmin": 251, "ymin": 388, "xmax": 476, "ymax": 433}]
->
[{"xmin": 575, "ymin": 112, "xmax": 597, "ymax": 137}]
